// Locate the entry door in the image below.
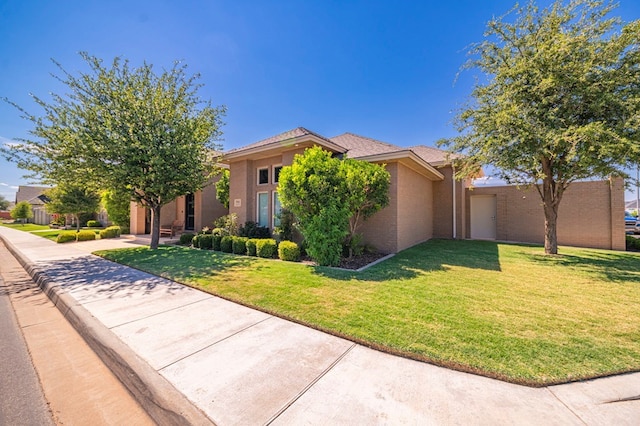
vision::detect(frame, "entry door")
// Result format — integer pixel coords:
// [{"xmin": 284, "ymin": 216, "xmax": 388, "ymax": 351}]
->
[
  {"xmin": 185, "ymin": 194, "xmax": 195, "ymax": 231},
  {"xmin": 470, "ymin": 195, "xmax": 497, "ymax": 240}
]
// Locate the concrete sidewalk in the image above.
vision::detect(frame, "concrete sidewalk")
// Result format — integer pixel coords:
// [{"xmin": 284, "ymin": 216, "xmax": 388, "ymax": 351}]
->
[{"xmin": 1, "ymin": 226, "xmax": 638, "ymax": 425}]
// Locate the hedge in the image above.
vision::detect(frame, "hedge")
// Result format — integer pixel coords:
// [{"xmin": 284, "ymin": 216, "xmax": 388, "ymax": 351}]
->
[
  {"xmin": 199, "ymin": 234, "xmax": 214, "ymax": 250},
  {"xmin": 180, "ymin": 233, "xmax": 195, "ymax": 245},
  {"xmin": 220, "ymin": 236, "xmax": 233, "ymax": 253},
  {"xmin": 278, "ymin": 241, "xmax": 300, "ymax": 262},
  {"xmin": 212, "ymin": 235, "xmax": 222, "ymax": 251},
  {"xmin": 76, "ymin": 230, "xmax": 97, "ymax": 241},
  {"xmin": 256, "ymin": 238, "xmax": 277, "ymax": 258},
  {"xmin": 56, "ymin": 231, "xmax": 77, "ymax": 244},
  {"xmin": 232, "ymin": 237, "xmax": 248, "ymax": 255},
  {"xmin": 99, "ymin": 226, "xmax": 121, "ymax": 239},
  {"xmin": 246, "ymin": 239, "xmax": 258, "ymax": 256},
  {"xmin": 86, "ymin": 220, "xmax": 102, "ymax": 228}
]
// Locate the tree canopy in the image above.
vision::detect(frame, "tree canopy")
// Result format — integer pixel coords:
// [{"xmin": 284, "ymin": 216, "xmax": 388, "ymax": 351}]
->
[
  {"xmin": 10, "ymin": 201, "xmax": 33, "ymax": 224},
  {"xmin": 278, "ymin": 146, "xmax": 390, "ymax": 265},
  {"xmin": 0, "ymin": 194, "xmax": 9, "ymax": 211},
  {"xmin": 2, "ymin": 53, "xmax": 225, "ymax": 248},
  {"xmin": 215, "ymin": 168, "xmax": 230, "ymax": 209},
  {"xmin": 45, "ymin": 185, "xmax": 100, "ymax": 231},
  {"xmin": 441, "ymin": 0, "xmax": 640, "ymax": 254}
]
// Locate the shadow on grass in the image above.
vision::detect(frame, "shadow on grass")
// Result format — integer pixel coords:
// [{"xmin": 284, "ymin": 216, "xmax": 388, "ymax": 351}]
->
[
  {"xmin": 523, "ymin": 249, "xmax": 640, "ymax": 283},
  {"xmin": 314, "ymin": 239, "xmax": 502, "ymax": 281}
]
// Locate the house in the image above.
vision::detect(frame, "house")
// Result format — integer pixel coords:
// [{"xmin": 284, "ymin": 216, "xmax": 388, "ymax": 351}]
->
[
  {"xmin": 222, "ymin": 127, "xmax": 467, "ymax": 254},
  {"xmin": 130, "ymin": 174, "xmax": 229, "ymax": 236},
  {"xmin": 130, "ymin": 127, "xmax": 626, "ymax": 252},
  {"xmin": 15, "ymin": 185, "xmax": 53, "ymax": 225}
]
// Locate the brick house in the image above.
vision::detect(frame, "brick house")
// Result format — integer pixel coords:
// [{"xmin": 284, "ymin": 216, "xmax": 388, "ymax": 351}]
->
[{"xmin": 130, "ymin": 127, "xmax": 625, "ymax": 252}]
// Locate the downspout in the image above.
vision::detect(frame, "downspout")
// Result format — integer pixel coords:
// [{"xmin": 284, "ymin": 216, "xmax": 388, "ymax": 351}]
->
[{"xmin": 452, "ymin": 166, "xmax": 457, "ymax": 239}]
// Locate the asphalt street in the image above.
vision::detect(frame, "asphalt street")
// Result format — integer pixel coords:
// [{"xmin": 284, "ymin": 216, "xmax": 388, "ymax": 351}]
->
[{"xmin": 0, "ymin": 275, "xmax": 53, "ymax": 425}]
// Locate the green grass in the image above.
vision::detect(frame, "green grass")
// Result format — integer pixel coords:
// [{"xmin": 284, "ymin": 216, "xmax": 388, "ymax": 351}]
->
[
  {"xmin": 0, "ymin": 222, "xmax": 103, "ymax": 241},
  {"xmin": 94, "ymin": 239, "xmax": 640, "ymax": 386}
]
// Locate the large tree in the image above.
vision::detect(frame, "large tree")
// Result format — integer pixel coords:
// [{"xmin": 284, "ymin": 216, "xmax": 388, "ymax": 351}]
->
[
  {"xmin": 441, "ymin": 0, "xmax": 639, "ymax": 254},
  {"xmin": 2, "ymin": 53, "xmax": 225, "ymax": 249},
  {"xmin": 45, "ymin": 185, "xmax": 100, "ymax": 231},
  {"xmin": 10, "ymin": 201, "xmax": 33, "ymax": 224},
  {"xmin": 0, "ymin": 194, "xmax": 9, "ymax": 211}
]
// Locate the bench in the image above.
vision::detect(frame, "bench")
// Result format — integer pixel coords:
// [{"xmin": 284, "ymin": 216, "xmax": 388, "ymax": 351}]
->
[{"xmin": 159, "ymin": 220, "xmax": 184, "ymax": 238}]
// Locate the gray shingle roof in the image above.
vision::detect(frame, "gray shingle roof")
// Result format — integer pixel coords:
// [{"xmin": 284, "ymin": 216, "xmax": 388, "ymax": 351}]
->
[
  {"xmin": 15, "ymin": 186, "xmax": 51, "ymax": 205},
  {"xmin": 226, "ymin": 127, "xmax": 340, "ymax": 154},
  {"xmin": 329, "ymin": 133, "xmax": 401, "ymax": 159},
  {"xmin": 408, "ymin": 145, "xmax": 459, "ymax": 165}
]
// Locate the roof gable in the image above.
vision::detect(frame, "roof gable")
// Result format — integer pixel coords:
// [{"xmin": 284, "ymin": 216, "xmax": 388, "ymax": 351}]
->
[
  {"xmin": 329, "ymin": 133, "xmax": 402, "ymax": 159},
  {"xmin": 15, "ymin": 186, "xmax": 51, "ymax": 205},
  {"xmin": 409, "ymin": 145, "xmax": 459, "ymax": 166}
]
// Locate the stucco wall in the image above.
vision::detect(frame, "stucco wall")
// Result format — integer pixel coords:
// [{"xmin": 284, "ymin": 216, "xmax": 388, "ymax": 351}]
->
[{"xmin": 465, "ymin": 178, "xmax": 625, "ymax": 250}]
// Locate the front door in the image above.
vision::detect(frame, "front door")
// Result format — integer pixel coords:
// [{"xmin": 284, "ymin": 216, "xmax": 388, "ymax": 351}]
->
[
  {"xmin": 470, "ymin": 195, "xmax": 497, "ymax": 240},
  {"xmin": 185, "ymin": 194, "xmax": 195, "ymax": 231}
]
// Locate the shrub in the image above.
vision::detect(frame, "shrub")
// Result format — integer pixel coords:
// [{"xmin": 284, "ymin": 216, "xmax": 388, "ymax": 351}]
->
[
  {"xmin": 211, "ymin": 227, "xmax": 226, "ymax": 237},
  {"xmin": 273, "ymin": 208, "xmax": 295, "ymax": 242},
  {"xmin": 77, "ymin": 230, "xmax": 96, "ymax": 241},
  {"xmin": 626, "ymin": 235, "xmax": 640, "ymax": 251},
  {"xmin": 199, "ymin": 234, "xmax": 214, "ymax": 250},
  {"xmin": 180, "ymin": 233, "xmax": 195, "ymax": 245},
  {"xmin": 56, "ymin": 231, "xmax": 77, "ymax": 243},
  {"xmin": 278, "ymin": 241, "xmax": 300, "ymax": 262},
  {"xmin": 232, "ymin": 236, "xmax": 248, "ymax": 254},
  {"xmin": 220, "ymin": 236, "xmax": 233, "ymax": 253},
  {"xmin": 256, "ymin": 238, "xmax": 277, "ymax": 258},
  {"xmin": 191, "ymin": 234, "xmax": 201, "ymax": 248},
  {"xmin": 86, "ymin": 220, "xmax": 102, "ymax": 228},
  {"xmin": 239, "ymin": 221, "xmax": 271, "ymax": 238},
  {"xmin": 99, "ymin": 226, "xmax": 121, "ymax": 239},
  {"xmin": 214, "ymin": 214, "xmax": 239, "ymax": 236},
  {"xmin": 246, "ymin": 239, "xmax": 258, "ymax": 256},
  {"xmin": 212, "ymin": 235, "xmax": 222, "ymax": 251}
]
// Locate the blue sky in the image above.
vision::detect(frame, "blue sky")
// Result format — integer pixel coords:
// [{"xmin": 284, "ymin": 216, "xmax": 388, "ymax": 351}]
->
[{"xmin": 1, "ymin": 0, "xmax": 639, "ymax": 202}]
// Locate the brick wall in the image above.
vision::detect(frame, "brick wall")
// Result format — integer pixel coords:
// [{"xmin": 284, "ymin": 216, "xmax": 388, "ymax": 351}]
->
[
  {"xmin": 360, "ymin": 162, "xmax": 399, "ymax": 253},
  {"xmin": 465, "ymin": 178, "xmax": 625, "ymax": 250},
  {"xmin": 396, "ymin": 162, "xmax": 434, "ymax": 252}
]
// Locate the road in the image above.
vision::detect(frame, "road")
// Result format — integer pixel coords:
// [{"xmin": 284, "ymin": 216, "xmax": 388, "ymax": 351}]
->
[{"xmin": 0, "ymin": 275, "xmax": 54, "ymax": 425}]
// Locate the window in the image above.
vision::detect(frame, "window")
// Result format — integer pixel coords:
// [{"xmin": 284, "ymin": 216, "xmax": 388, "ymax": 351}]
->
[
  {"xmin": 273, "ymin": 191, "xmax": 281, "ymax": 227},
  {"xmin": 273, "ymin": 165, "xmax": 282, "ymax": 184},
  {"xmin": 258, "ymin": 168, "xmax": 269, "ymax": 185},
  {"xmin": 257, "ymin": 192, "xmax": 269, "ymax": 227}
]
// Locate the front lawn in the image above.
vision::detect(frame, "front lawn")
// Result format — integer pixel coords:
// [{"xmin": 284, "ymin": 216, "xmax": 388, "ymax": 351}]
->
[
  {"xmin": 0, "ymin": 222, "xmax": 51, "ymax": 232},
  {"xmin": 0, "ymin": 222, "xmax": 103, "ymax": 241},
  {"xmin": 94, "ymin": 239, "xmax": 640, "ymax": 386}
]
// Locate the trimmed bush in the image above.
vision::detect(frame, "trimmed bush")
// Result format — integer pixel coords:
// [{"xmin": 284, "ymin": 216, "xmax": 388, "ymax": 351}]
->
[
  {"xmin": 56, "ymin": 231, "xmax": 77, "ymax": 244},
  {"xmin": 220, "ymin": 236, "xmax": 233, "ymax": 253},
  {"xmin": 199, "ymin": 234, "xmax": 214, "ymax": 250},
  {"xmin": 232, "ymin": 237, "xmax": 248, "ymax": 255},
  {"xmin": 278, "ymin": 241, "xmax": 300, "ymax": 262},
  {"xmin": 99, "ymin": 226, "xmax": 121, "ymax": 239},
  {"xmin": 246, "ymin": 239, "xmax": 258, "ymax": 256},
  {"xmin": 191, "ymin": 234, "xmax": 200, "ymax": 248},
  {"xmin": 77, "ymin": 230, "xmax": 96, "ymax": 241},
  {"xmin": 212, "ymin": 235, "xmax": 222, "ymax": 251},
  {"xmin": 256, "ymin": 238, "xmax": 277, "ymax": 258},
  {"xmin": 626, "ymin": 235, "xmax": 640, "ymax": 251},
  {"xmin": 86, "ymin": 220, "xmax": 102, "ymax": 228},
  {"xmin": 180, "ymin": 233, "xmax": 195, "ymax": 245}
]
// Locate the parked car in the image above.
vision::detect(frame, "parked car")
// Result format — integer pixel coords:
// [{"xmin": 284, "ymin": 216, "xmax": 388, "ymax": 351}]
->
[{"xmin": 625, "ymin": 215, "xmax": 637, "ymax": 233}]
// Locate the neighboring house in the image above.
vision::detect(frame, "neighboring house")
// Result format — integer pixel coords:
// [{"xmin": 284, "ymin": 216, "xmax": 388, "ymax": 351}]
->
[
  {"xmin": 130, "ymin": 126, "xmax": 626, "ymax": 251},
  {"xmin": 15, "ymin": 185, "xmax": 53, "ymax": 225}
]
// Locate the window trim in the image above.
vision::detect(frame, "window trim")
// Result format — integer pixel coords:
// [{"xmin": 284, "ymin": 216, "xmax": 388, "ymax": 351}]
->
[
  {"xmin": 272, "ymin": 191, "xmax": 281, "ymax": 228},
  {"xmin": 257, "ymin": 167, "xmax": 269, "ymax": 185},
  {"xmin": 257, "ymin": 191, "xmax": 269, "ymax": 227},
  {"xmin": 273, "ymin": 164, "xmax": 283, "ymax": 184}
]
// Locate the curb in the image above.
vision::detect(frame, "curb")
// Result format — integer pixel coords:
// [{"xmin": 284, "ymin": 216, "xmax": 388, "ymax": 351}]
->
[{"xmin": 1, "ymin": 234, "xmax": 214, "ymax": 426}]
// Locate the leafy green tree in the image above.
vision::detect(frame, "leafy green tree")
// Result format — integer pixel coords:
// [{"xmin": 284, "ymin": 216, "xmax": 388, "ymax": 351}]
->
[
  {"xmin": 279, "ymin": 147, "xmax": 350, "ymax": 266},
  {"xmin": 2, "ymin": 53, "xmax": 225, "ymax": 249},
  {"xmin": 215, "ymin": 168, "xmax": 230, "ymax": 209},
  {"xmin": 278, "ymin": 146, "xmax": 390, "ymax": 264},
  {"xmin": 0, "ymin": 194, "xmax": 9, "ymax": 211},
  {"xmin": 441, "ymin": 0, "xmax": 640, "ymax": 255},
  {"xmin": 341, "ymin": 158, "xmax": 390, "ymax": 257},
  {"xmin": 10, "ymin": 201, "xmax": 33, "ymax": 224},
  {"xmin": 101, "ymin": 188, "xmax": 131, "ymax": 231},
  {"xmin": 45, "ymin": 185, "xmax": 100, "ymax": 231}
]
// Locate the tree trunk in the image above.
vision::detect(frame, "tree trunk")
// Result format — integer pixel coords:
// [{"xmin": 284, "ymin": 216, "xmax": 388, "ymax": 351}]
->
[
  {"xmin": 543, "ymin": 202, "xmax": 559, "ymax": 255},
  {"xmin": 75, "ymin": 214, "xmax": 80, "ymax": 232},
  {"xmin": 150, "ymin": 205, "xmax": 162, "ymax": 250}
]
